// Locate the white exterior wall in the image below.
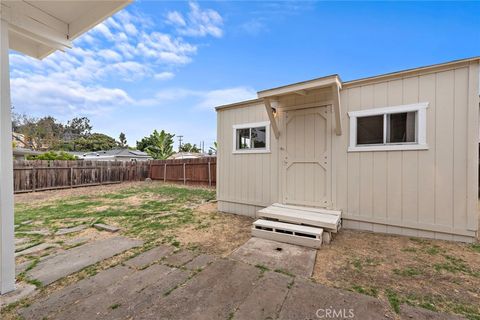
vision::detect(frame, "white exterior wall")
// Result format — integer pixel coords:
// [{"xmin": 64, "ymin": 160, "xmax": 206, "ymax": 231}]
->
[
  {"xmin": 216, "ymin": 60, "xmax": 479, "ymax": 241},
  {"xmin": 335, "ymin": 62, "xmax": 479, "ymax": 241},
  {"xmin": 217, "ymin": 102, "xmax": 279, "ymax": 217}
]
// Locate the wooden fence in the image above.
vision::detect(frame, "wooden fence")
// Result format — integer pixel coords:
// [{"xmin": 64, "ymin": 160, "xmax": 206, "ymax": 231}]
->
[
  {"xmin": 149, "ymin": 157, "xmax": 216, "ymax": 186},
  {"xmin": 13, "ymin": 160, "xmax": 150, "ymax": 193}
]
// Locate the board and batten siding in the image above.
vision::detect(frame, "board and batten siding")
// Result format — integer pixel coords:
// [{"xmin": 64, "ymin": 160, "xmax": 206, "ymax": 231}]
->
[
  {"xmin": 217, "ymin": 102, "xmax": 279, "ymax": 216},
  {"xmin": 335, "ymin": 62, "xmax": 479, "ymax": 241},
  {"xmin": 217, "ymin": 60, "xmax": 479, "ymax": 241}
]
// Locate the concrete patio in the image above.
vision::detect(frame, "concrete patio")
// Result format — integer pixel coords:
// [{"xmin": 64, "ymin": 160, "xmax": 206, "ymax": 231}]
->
[{"xmin": 15, "ymin": 243, "xmax": 460, "ymax": 320}]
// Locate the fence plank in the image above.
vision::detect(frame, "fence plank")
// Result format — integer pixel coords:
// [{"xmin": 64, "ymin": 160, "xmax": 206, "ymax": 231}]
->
[
  {"xmin": 150, "ymin": 157, "xmax": 216, "ymax": 186},
  {"xmin": 13, "ymin": 160, "xmax": 151, "ymax": 194}
]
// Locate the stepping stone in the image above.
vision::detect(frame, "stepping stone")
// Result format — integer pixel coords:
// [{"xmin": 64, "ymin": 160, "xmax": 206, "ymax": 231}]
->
[
  {"xmin": 93, "ymin": 223, "xmax": 120, "ymax": 233},
  {"xmin": 135, "ymin": 259, "xmax": 260, "ymax": 320},
  {"xmin": 162, "ymin": 250, "xmax": 196, "ymax": 267},
  {"xmin": 15, "ymin": 237, "xmax": 29, "ymax": 245},
  {"xmin": 15, "ymin": 243, "xmax": 59, "ymax": 257},
  {"xmin": 20, "ymin": 265, "xmax": 134, "ymax": 320},
  {"xmin": 125, "ymin": 245, "xmax": 174, "ymax": 269},
  {"xmin": 230, "ymin": 238, "xmax": 317, "ymax": 277},
  {"xmin": 55, "ymin": 225, "xmax": 88, "ymax": 236},
  {"xmin": 0, "ymin": 282, "xmax": 37, "ymax": 308},
  {"xmin": 234, "ymin": 271, "xmax": 291, "ymax": 320},
  {"xmin": 184, "ymin": 254, "xmax": 216, "ymax": 270},
  {"xmin": 277, "ymin": 277, "xmax": 393, "ymax": 319},
  {"xmin": 17, "ymin": 229, "xmax": 50, "ymax": 236},
  {"xmin": 64, "ymin": 237, "xmax": 89, "ymax": 247},
  {"xmin": 26, "ymin": 236, "xmax": 143, "ymax": 285}
]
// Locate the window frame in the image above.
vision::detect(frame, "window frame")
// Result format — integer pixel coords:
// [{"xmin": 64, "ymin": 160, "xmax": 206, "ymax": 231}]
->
[
  {"xmin": 348, "ymin": 102, "xmax": 429, "ymax": 152},
  {"xmin": 232, "ymin": 121, "xmax": 271, "ymax": 154}
]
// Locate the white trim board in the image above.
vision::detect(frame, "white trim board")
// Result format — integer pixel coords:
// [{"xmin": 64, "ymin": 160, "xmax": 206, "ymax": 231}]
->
[
  {"xmin": 232, "ymin": 121, "xmax": 271, "ymax": 154},
  {"xmin": 348, "ymin": 102, "xmax": 429, "ymax": 152}
]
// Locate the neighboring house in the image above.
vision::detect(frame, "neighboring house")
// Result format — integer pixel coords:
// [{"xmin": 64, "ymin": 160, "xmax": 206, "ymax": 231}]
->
[
  {"xmin": 12, "ymin": 148, "xmax": 42, "ymax": 160},
  {"xmin": 168, "ymin": 152, "xmax": 210, "ymax": 160},
  {"xmin": 12, "ymin": 132, "xmax": 29, "ymax": 149},
  {"xmin": 216, "ymin": 57, "xmax": 479, "ymax": 244},
  {"xmin": 71, "ymin": 149, "xmax": 152, "ymax": 161}
]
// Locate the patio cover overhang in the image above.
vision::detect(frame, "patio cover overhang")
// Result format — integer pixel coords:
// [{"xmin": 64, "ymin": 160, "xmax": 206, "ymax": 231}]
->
[
  {"xmin": 0, "ymin": 0, "xmax": 131, "ymax": 294},
  {"xmin": 257, "ymin": 75, "xmax": 343, "ymax": 139}
]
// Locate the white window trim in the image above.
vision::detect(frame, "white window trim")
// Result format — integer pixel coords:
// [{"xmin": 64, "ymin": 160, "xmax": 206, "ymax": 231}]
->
[
  {"xmin": 232, "ymin": 121, "xmax": 271, "ymax": 154},
  {"xmin": 348, "ymin": 102, "xmax": 429, "ymax": 152}
]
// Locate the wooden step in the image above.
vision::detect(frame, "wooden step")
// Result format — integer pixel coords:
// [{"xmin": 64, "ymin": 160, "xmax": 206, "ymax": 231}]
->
[
  {"xmin": 252, "ymin": 219, "xmax": 323, "ymax": 249},
  {"xmin": 257, "ymin": 205, "xmax": 341, "ymax": 232},
  {"xmin": 271, "ymin": 203, "xmax": 341, "ymax": 217}
]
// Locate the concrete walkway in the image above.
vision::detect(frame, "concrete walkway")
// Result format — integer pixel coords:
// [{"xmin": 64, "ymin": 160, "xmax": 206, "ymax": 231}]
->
[{"xmin": 18, "ymin": 244, "xmax": 460, "ymax": 320}]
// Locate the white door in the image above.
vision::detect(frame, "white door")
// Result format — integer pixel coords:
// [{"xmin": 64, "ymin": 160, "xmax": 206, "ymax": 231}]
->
[{"xmin": 280, "ymin": 106, "xmax": 332, "ymax": 207}]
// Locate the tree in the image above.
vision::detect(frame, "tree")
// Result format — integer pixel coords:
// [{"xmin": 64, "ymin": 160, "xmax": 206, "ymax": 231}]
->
[
  {"xmin": 140, "ymin": 130, "xmax": 175, "ymax": 160},
  {"xmin": 119, "ymin": 132, "xmax": 127, "ymax": 148},
  {"xmin": 13, "ymin": 114, "xmax": 65, "ymax": 150},
  {"xmin": 179, "ymin": 143, "xmax": 201, "ymax": 153},
  {"xmin": 65, "ymin": 117, "xmax": 92, "ymax": 136},
  {"xmin": 68, "ymin": 133, "xmax": 119, "ymax": 151},
  {"xmin": 208, "ymin": 141, "xmax": 218, "ymax": 155}
]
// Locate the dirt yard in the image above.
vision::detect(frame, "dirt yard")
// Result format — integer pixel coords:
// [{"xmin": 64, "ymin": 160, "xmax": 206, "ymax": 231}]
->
[
  {"xmin": 5, "ymin": 182, "xmax": 480, "ymax": 319},
  {"xmin": 314, "ymin": 230, "xmax": 480, "ymax": 319}
]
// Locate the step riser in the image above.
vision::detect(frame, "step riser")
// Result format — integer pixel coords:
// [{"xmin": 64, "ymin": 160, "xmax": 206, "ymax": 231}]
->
[
  {"xmin": 252, "ymin": 228, "xmax": 322, "ymax": 249},
  {"xmin": 257, "ymin": 211, "xmax": 339, "ymax": 232}
]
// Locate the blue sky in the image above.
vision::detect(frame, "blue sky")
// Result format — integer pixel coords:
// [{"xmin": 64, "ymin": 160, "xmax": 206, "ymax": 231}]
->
[{"xmin": 9, "ymin": 1, "xmax": 480, "ymax": 150}]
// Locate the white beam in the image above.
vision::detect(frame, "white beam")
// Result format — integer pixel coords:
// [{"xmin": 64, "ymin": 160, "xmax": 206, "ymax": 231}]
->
[
  {"xmin": 264, "ymin": 98, "xmax": 280, "ymax": 139},
  {"xmin": 0, "ymin": 19, "xmax": 15, "ymax": 294},
  {"xmin": 1, "ymin": 2, "xmax": 72, "ymax": 53},
  {"xmin": 331, "ymin": 84, "xmax": 342, "ymax": 136}
]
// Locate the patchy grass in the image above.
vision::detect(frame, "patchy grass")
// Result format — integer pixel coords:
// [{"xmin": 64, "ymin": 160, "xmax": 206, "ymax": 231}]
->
[
  {"xmin": 313, "ymin": 230, "xmax": 480, "ymax": 319},
  {"xmin": 351, "ymin": 285, "xmax": 378, "ymax": 297}
]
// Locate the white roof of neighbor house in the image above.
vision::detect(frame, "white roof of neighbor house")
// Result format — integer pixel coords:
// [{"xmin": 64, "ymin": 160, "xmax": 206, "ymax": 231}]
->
[
  {"xmin": 1, "ymin": 0, "xmax": 131, "ymax": 59},
  {"xmin": 168, "ymin": 152, "xmax": 211, "ymax": 160}
]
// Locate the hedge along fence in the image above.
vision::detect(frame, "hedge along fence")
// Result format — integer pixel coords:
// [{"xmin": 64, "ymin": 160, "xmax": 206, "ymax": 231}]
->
[
  {"xmin": 149, "ymin": 157, "xmax": 216, "ymax": 187},
  {"xmin": 13, "ymin": 160, "xmax": 150, "ymax": 193}
]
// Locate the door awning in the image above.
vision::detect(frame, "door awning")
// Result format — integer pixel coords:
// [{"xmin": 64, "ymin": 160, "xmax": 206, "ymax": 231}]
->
[{"xmin": 258, "ymin": 75, "xmax": 343, "ymax": 138}]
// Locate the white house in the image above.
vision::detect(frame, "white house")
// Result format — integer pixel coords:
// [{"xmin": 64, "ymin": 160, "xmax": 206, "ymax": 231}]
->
[{"xmin": 216, "ymin": 57, "xmax": 479, "ymax": 247}]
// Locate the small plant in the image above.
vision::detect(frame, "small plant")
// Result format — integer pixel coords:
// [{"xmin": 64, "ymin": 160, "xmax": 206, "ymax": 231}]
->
[
  {"xmin": 386, "ymin": 289, "xmax": 401, "ymax": 314},
  {"xmin": 351, "ymin": 285, "xmax": 378, "ymax": 297},
  {"xmin": 110, "ymin": 303, "xmax": 121, "ymax": 310},
  {"xmin": 274, "ymin": 268, "xmax": 294, "ymax": 277},
  {"xmin": 255, "ymin": 264, "xmax": 270, "ymax": 273},
  {"xmin": 469, "ymin": 243, "xmax": 480, "ymax": 253},
  {"xmin": 393, "ymin": 267, "xmax": 422, "ymax": 277}
]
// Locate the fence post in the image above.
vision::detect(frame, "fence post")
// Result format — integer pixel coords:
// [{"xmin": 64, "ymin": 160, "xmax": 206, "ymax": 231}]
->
[
  {"xmin": 32, "ymin": 167, "xmax": 36, "ymax": 192},
  {"xmin": 208, "ymin": 161, "xmax": 211, "ymax": 187},
  {"xmin": 70, "ymin": 167, "xmax": 73, "ymax": 188},
  {"xmin": 183, "ymin": 162, "xmax": 186, "ymax": 185},
  {"xmin": 163, "ymin": 163, "xmax": 167, "ymax": 183}
]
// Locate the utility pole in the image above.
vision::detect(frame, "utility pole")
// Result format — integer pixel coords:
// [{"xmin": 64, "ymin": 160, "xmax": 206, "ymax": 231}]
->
[{"xmin": 178, "ymin": 135, "xmax": 183, "ymax": 151}]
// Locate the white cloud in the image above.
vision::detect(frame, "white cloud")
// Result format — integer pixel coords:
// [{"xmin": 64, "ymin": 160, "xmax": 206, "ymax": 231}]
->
[
  {"xmin": 196, "ymin": 87, "xmax": 257, "ymax": 109},
  {"xmin": 154, "ymin": 72, "xmax": 175, "ymax": 80},
  {"xmin": 138, "ymin": 87, "xmax": 257, "ymax": 110},
  {"xmin": 167, "ymin": 11, "xmax": 186, "ymax": 27},
  {"xmin": 167, "ymin": 1, "xmax": 223, "ymax": 38},
  {"xmin": 9, "ymin": 4, "xmax": 225, "ymax": 118},
  {"xmin": 11, "ymin": 75, "xmax": 132, "ymax": 117}
]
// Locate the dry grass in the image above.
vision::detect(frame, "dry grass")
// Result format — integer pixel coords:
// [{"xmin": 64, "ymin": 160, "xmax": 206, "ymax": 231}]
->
[{"xmin": 313, "ymin": 230, "xmax": 480, "ymax": 319}]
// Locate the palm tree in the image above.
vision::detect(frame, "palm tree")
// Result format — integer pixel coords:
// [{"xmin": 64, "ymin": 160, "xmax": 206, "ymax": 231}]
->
[{"xmin": 209, "ymin": 141, "xmax": 218, "ymax": 155}]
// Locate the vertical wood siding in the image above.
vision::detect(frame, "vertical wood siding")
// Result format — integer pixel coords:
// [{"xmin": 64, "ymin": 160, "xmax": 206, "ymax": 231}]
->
[
  {"xmin": 336, "ymin": 63, "xmax": 478, "ymax": 240},
  {"xmin": 216, "ymin": 103, "xmax": 279, "ymax": 210},
  {"xmin": 217, "ymin": 62, "xmax": 479, "ymax": 240}
]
